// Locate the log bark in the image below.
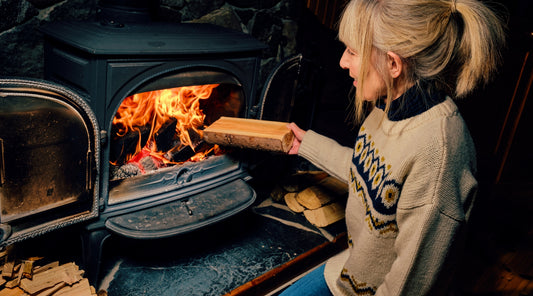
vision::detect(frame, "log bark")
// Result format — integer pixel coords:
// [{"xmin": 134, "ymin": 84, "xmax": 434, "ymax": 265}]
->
[{"xmin": 203, "ymin": 117, "xmax": 294, "ymax": 153}]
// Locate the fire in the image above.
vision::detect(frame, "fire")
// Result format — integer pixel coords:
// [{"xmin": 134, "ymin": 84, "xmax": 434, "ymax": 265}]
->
[{"xmin": 112, "ymin": 84, "xmax": 220, "ymax": 170}]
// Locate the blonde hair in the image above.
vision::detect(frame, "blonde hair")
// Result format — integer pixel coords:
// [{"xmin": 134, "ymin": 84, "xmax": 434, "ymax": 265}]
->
[{"xmin": 338, "ymin": 0, "xmax": 506, "ymax": 123}]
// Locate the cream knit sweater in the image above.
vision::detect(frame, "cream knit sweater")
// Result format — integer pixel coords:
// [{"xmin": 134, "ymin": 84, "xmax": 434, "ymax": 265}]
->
[{"xmin": 298, "ymin": 97, "xmax": 477, "ymax": 295}]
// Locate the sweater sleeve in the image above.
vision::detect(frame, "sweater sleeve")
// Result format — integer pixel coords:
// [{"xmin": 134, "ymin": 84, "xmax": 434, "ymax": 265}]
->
[
  {"xmin": 376, "ymin": 117, "xmax": 478, "ymax": 296},
  {"xmin": 297, "ymin": 130, "xmax": 354, "ymax": 184}
]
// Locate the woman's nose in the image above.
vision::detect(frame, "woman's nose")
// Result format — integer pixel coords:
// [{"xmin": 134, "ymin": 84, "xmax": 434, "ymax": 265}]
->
[{"xmin": 339, "ymin": 52, "xmax": 349, "ymax": 69}]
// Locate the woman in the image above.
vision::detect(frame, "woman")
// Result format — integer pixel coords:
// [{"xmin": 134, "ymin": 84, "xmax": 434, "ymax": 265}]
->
[{"xmin": 283, "ymin": 0, "xmax": 506, "ymax": 295}]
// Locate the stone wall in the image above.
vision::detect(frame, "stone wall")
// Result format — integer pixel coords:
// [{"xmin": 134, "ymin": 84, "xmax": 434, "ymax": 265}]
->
[{"xmin": 2, "ymin": 0, "xmax": 313, "ymax": 79}]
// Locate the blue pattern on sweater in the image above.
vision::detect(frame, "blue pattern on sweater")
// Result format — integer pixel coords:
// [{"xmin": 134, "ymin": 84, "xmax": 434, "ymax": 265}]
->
[{"xmin": 351, "ymin": 129, "xmax": 402, "ymax": 236}]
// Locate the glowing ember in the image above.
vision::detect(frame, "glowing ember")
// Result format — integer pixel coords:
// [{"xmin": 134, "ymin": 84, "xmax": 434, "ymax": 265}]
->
[{"xmin": 111, "ymin": 84, "xmax": 221, "ymax": 172}]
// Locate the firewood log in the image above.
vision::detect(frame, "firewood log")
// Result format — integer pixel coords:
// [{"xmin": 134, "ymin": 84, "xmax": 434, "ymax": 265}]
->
[
  {"xmin": 284, "ymin": 193, "xmax": 305, "ymax": 213},
  {"xmin": 0, "ymin": 287, "xmax": 25, "ymax": 296},
  {"xmin": 53, "ymin": 278, "xmax": 94, "ymax": 296},
  {"xmin": 317, "ymin": 176, "xmax": 348, "ymax": 196},
  {"xmin": 296, "ymin": 186, "xmax": 334, "ymax": 210},
  {"xmin": 203, "ymin": 117, "xmax": 294, "ymax": 153},
  {"xmin": 19, "ymin": 262, "xmax": 83, "ymax": 295},
  {"xmin": 303, "ymin": 202, "xmax": 345, "ymax": 227}
]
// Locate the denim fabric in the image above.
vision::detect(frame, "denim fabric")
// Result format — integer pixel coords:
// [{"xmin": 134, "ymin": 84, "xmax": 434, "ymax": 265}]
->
[{"xmin": 278, "ymin": 264, "xmax": 333, "ymax": 296}]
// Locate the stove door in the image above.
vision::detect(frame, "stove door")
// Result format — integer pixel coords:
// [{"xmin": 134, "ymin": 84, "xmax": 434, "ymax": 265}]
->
[
  {"xmin": 258, "ymin": 54, "xmax": 320, "ymax": 130},
  {"xmin": 0, "ymin": 78, "xmax": 100, "ymax": 247}
]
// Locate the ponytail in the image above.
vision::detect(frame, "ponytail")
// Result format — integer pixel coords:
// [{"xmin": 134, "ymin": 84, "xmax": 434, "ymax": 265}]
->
[{"xmin": 453, "ymin": 0, "xmax": 506, "ymax": 97}]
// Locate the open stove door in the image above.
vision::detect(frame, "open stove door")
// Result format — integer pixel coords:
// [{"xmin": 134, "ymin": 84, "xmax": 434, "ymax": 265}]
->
[
  {"xmin": 257, "ymin": 54, "xmax": 320, "ymax": 131},
  {"xmin": 0, "ymin": 78, "xmax": 100, "ymax": 248}
]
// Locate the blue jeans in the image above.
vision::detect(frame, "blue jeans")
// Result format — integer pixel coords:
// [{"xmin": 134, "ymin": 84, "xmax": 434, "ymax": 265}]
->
[{"xmin": 278, "ymin": 264, "xmax": 333, "ymax": 296}]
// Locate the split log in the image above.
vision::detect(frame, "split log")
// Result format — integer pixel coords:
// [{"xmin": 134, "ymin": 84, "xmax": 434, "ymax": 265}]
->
[
  {"xmin": 19, "ymin": 262, "xmax": 83, "ymax": 295},
  {"xmin": 284, "ymin": 193, "xmax": 305, "ymax": 213},
  {"xmin": 317, "ymin": 176, "xmax": 348, "ymax": 196},
  {"xmin": 203, "ymin": 117, "xmax": 294, "ymax": 153},
  {"xmin": 2, "ymin": 262, "xmax": 15, "ymax": 279},
  {"xmin": 303, "ymin": 202, "xmax": 345, "ymax": 227},
  {"xmin": 37, "ymin": 282, "xmax": 67, "ymax": 296},
  {"xmin": 34, "ymin": 262, "xmax": 60, "ymax": 275},
  {"xmin": 4, "ymin": 268, "xmax": 22, "ymax": 289},
  {"xmin": 20, "ymin": 261, "xmax": 33, "ymax": 280},
  {"xmin": 54, "ymin": 278, "xmax": 94, "ymax": 296},
  {"xmin": 0, "ymin": 287, "xmax": 25, "ymax": 296},
  {"xmin": 296, "ymin": 186, "xmax": 335, "ymax": 210}
]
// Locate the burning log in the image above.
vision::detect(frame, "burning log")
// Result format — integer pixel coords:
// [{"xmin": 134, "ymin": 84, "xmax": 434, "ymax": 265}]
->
[
  {"xmin": 111, "ymin": 84, "xmax": 219, "ymax": 166},
  {"xmin": 110, "ymin": 118, "xmax": 178, "ymax": 166},
  {"xmin": 154, "ymin": 118, "xmax": 178, "ymax": 152},
  {"xmin": 110, "ymin": 125, "xmax": 151, "ymax": 165},
  {"xmin": 164, "ymin": 128, "xmax": 206, "ymax": 163},
  {"xmin": 111, "ymin": 146, "xmax": 167, "ymax": 180}
]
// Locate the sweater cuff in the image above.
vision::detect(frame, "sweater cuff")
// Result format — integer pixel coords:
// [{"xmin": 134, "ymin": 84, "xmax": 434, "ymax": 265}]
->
[{"xmin": 298, "ymin": 130, "xmax": 326, "ymax": 164}]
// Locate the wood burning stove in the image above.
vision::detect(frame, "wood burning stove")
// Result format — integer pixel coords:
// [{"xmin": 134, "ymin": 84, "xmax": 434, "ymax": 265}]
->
[{"xmin": 0, "ymin": 3, "xmax": 303, "ymax": 283}]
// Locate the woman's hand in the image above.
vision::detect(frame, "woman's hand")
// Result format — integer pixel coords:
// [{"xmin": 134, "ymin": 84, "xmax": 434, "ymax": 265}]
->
[{"xmin": 287, "ymin": 122, "xmax": 306, "ymax": 155}]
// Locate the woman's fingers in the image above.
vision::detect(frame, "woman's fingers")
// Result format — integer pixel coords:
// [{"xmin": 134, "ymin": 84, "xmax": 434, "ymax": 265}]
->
[{"xmin": 287, "ymin": 122, "xmax": 306, "ymax": 155}]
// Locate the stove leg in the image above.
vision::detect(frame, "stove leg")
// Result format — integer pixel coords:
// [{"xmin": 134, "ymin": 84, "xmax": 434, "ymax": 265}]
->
[{"xmin": 80, "ymin": 227, "xmax": 111, "ymax": 288}]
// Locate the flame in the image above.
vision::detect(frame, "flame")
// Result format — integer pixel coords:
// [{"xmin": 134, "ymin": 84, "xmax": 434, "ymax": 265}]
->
[{"xmin": 112, "ymin": 84, "xmax": 219, "ymax": 165}]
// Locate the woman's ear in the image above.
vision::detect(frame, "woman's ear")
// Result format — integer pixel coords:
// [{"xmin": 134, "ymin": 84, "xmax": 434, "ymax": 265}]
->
[{"xmin": 386, "ymin": 51, "xmax": 403, "ymax": 79}]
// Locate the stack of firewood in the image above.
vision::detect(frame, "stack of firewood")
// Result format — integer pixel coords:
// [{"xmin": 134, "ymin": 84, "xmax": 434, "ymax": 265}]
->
[
  {"xmin": 271, "ymin": 171, "xmax": 348, "ymax": 227},
  {"xmin": 0, "ymin": 250, "xmax": 101, "ymax": 296}
]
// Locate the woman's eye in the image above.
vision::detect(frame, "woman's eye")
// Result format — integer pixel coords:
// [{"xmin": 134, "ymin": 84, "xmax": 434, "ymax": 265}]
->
[{"xmin": 346, "ymin": 48, "xmax": 357, "ymax": 56}]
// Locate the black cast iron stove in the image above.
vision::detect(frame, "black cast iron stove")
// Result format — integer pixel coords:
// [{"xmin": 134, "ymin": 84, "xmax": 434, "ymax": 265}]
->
[{"xmin": 9, "ymin": 0, "xmax": 270, "ymax": 284}]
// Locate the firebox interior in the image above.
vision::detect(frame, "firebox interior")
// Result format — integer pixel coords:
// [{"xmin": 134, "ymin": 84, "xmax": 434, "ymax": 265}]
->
[{"xmin": 107, "ymin": 71, "xmax": 246, "ymax": 206}]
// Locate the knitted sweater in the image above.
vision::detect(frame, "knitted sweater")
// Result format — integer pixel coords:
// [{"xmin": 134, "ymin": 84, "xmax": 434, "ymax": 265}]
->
[{"xmin": 298, "ymin": 92, "xmax": 477, "ymax": 295}]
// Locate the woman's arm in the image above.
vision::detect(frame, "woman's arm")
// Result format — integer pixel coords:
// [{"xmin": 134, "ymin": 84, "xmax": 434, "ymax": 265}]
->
[{"xmin": 288, "ymin": 122, "xmax": 353, "ymax": 183}]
